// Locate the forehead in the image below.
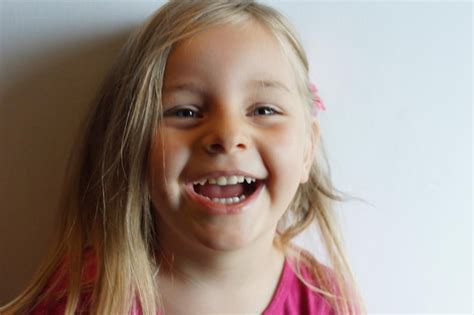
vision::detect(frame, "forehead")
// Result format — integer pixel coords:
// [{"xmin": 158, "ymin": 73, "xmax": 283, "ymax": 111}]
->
[{"xmin": 163, "ymin": 19, "xmax": 298, "ymax": 94}]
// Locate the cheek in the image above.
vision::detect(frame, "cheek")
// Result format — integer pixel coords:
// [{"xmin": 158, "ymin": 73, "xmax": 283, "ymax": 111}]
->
[
  {"xmin": 150, "ymin": 132, "xmax": 187, "ymax": 177},
  {"xmin": 260, "ymin": 122, "xmax": 306, "ymax": 200},
  {"xmin": 264, "ymin": 121, "xmax": 306, "ymax": 168},
  {"xmin": 148, "ymin": 132, "xmax": 190, "ymax": 204}
]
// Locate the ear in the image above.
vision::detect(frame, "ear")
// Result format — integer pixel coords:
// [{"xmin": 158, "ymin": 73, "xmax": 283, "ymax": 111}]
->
[{"xmin": 300, "ymin": 119, "xmax": 319, "ymax": 184}]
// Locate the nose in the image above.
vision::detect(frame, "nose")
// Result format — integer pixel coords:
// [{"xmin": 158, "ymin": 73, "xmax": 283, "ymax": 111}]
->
[{"xmin": 201, "ymin": 114, "xmax": 249, "ymax": 155}]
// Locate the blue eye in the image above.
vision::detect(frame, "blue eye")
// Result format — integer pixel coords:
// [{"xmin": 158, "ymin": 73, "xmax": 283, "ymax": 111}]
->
[{"xmin": 250, "ymin": 105, "xmax": 278, "ymax": 116}]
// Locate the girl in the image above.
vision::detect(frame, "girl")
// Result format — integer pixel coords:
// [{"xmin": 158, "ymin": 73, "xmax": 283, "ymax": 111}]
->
[{"xmin": 2, "ymin": 1, "xmax": 365, "ymax": 314}]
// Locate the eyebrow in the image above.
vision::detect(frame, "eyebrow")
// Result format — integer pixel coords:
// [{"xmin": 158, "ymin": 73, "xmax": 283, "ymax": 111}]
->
[
  {"xmin": 247, "ymin": 79, "xmax": 291, "ymax": 93},
  {"xmin": 163, "ymin": 82, "xmax": 204, "ymax": 94},
  {"xmin": 163, "ymin": 79, "xmax": 291, "ymax": 94}
]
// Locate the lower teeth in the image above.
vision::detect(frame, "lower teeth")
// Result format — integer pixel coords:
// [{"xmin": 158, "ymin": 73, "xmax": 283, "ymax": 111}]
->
[{"xmin": 203, "ymin": 194, "xmax": 246, "ymax": 204}]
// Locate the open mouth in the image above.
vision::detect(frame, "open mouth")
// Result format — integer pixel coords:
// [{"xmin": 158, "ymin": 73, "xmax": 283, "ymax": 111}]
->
[{"xmin": 192, "ymin": 180, "xmax": 262, "ymax": 205}]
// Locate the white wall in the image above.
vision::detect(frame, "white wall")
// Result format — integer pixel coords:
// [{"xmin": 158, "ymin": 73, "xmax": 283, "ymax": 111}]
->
[{"xmin": 0, "ymin": 1, "xmax": 471, "ymax": 313}]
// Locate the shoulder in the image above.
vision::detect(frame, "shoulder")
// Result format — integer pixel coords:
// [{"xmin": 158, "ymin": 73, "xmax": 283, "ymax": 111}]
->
[
  {"xmin": 287, "ymin": 250, "xmax": 337, "ymax": 315},
  {"xmin": 263, "ymin": 247, "xmax": 337, "ymax": 315},
  {"xmin": 29, "ymin": 248, "xmax": 97, "ymax": 314},
  {"xmin": 291, "ymin": 248, "xmax": 339, "ymax": 292}
]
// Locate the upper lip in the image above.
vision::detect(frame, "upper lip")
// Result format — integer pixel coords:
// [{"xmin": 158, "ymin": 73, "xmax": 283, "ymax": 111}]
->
[{"xmin": 187, "ymin": 170, "xmax": 265, "ymax": 183}]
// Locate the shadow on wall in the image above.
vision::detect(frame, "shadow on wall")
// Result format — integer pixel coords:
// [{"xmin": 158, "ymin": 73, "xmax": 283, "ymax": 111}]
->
[{"xmin": 0, "ymin": 30, "xmax": 132, "ymax": 305}]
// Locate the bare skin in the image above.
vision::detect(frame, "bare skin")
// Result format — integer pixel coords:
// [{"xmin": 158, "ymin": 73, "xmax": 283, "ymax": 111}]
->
[
  {"xmin": 149, "ymin": 18, "xmax": 318, "ymax": 314},
  {"xmin": 156, "ymin": 230, "xmax": 285, "ymax": 314}
]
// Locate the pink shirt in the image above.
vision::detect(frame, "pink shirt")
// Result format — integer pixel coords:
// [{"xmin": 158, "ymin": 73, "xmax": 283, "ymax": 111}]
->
[
  {"xmin": 263, "ymin": 258, "xmax": 335, "ymax": 314},
  {"xmin": 31, "ymin": 252, "xmax": 335, "ymax": 314}
]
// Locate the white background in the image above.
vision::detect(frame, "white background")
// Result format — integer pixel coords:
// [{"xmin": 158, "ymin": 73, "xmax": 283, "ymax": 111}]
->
[{"xmin": 0, "ymin": 1, "xmax": 472, "ymax": 313}]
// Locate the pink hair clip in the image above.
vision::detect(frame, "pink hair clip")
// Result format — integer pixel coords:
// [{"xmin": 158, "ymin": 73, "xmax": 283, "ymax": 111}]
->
[{"xmin": 309, "ymin": 82, "xmax": 326, "ymax": 115}]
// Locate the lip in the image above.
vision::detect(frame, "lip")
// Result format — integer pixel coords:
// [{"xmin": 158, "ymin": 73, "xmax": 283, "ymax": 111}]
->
[
  {"xmin": 184, "ymin": 180, "xmax": 265, "ymax": 215},
  {"xmin": 188, "ymin": 170, "xmax": 265, "ymax": 183}
]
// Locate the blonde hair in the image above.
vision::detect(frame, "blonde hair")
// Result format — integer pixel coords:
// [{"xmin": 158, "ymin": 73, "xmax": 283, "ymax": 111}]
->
[{"xmin": 2, "ymin": 1, "xmax": 366, "ymax": 314}]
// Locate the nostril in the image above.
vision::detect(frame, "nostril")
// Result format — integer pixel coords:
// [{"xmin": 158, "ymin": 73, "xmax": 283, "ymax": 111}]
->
[
  {"xmin": 204, "ymin": 137, "xmax": 248, "ymax": 154},
  {"xmin": 208, "ymin": 143, "xmax": 224, "ymax": 153}
]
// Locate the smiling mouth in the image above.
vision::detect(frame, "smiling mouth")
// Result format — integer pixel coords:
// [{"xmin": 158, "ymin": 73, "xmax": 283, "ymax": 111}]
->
[
  {"xmin": 192, "ymin": 180, "xmax": 261, "ymax": 204},
  {"xmin": 185, "ymin": 179, "xmax": 264, "ymax": 214}
]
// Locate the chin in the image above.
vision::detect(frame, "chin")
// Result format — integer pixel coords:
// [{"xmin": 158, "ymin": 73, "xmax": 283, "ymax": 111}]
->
[{"xmin": 193, "ymin": 227, "xmax": 256, "ymax": 252}]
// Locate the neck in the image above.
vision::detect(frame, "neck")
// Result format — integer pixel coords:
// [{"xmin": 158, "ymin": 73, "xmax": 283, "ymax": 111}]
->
[
  {"xmin": 154, "ymin": 223, "xmax": 286, "ymax": 313},
  {"xmin": 156, "ymin": 226, "xmax": 284, "ymax": 286}
]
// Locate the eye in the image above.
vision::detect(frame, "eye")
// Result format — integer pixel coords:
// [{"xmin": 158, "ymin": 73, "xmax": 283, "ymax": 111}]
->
[
  {"xmin": 165, "ymin": 106, "xmax": 202, "ymax": 118},
  {"xmin": 249, "ymin": 105, "xmax": 279, "ymax": 116}
]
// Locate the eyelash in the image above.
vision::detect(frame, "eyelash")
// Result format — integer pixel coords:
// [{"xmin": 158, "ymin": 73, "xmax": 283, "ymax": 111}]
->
[
  {"xmin": 249, "ymin": 105, "xmax": 278, "ymax": 116},
  {"xmin": 166, "ymin": 105, "xmax": 279, "ymax": 119},
  {"xmin": 169, "ymin": 107, "xmax": 201, "ymax": 118}
]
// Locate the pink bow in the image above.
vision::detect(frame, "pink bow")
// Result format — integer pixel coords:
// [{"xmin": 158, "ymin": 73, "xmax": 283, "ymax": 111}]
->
[{"xmin": 309, "ymin": 83, "xmax": 326, "ymax": 115}]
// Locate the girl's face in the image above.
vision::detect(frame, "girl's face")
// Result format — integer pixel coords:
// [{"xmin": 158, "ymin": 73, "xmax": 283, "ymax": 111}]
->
[{"xmin": 149, "ymin": 20, "xmax": 317, "ymax": 253}]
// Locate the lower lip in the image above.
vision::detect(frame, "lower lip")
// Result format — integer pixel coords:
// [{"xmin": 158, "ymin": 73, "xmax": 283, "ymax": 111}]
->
[{"xmin": 184, "ymin": 181, "xmax": 264, "ymax": 215}]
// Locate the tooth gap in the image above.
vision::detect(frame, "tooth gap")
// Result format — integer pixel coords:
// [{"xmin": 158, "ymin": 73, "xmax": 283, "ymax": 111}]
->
[{"xmin": 242, "ymin": 180, "xmax": 258, "ymax": 196}]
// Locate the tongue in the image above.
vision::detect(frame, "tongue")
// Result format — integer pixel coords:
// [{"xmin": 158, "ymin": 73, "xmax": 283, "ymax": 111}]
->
[{"xmin": 196, "ymin": 184, "xmax": 245, "ymax": 198}]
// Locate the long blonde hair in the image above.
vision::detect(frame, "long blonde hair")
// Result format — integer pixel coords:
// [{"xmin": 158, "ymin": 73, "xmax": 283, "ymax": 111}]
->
[{"xmin": 2, "ymin": 1, "xmax": 366, "ymax": 314}]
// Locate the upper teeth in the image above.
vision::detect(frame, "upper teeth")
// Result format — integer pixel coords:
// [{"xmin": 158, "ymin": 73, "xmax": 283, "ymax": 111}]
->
[{"xmin": 193, "ymin": 175, "xmax": 256, "ymax": 186}]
